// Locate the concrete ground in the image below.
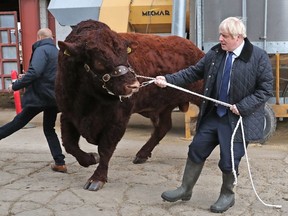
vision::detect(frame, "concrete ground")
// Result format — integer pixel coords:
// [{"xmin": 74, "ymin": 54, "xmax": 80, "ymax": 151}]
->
[{"xmin": 0, "ymin": 108, "xmax": 287, "ymax": 216}]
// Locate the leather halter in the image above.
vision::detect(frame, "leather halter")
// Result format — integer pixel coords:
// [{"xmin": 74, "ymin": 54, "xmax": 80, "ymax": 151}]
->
[
  {"xmin": 83, "ymin": 63, "xmax": 136, "ymax": 96},
  {"xmin": 84, "ymin": 64, "xmax": 135, "ymax": 82}
]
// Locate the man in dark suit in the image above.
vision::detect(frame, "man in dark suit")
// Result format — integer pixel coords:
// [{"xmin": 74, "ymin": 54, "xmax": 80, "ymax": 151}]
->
[
  {"xmin": 154, "ymin": 17, "xmax": 273, "ymax": 213},
  {"xmin": 0, "ymin": 28, "xmax": 67, "ymax": 173}
]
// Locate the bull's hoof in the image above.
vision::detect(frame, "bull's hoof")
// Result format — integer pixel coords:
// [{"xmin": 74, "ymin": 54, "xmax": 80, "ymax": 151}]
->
[
  {"xmin": 133, "ymin": 156, "xmax": 148, "ymax": 164},
  {"xmin": 83, "ymin": 179, "xmax": 105, "ymax": 191}
]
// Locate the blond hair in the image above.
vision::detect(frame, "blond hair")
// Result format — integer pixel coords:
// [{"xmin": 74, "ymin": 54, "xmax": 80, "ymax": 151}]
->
[{"xmin": 219, "ymin": 17, "xmax": 247, "ymax": 38}]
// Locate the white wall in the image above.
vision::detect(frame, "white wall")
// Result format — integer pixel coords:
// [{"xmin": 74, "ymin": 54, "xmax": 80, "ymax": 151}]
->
[
  {"xmin": 55, "ymin": 22, "xmax": 72, "ymax": 44},
  {"xmin": 39, "ymin": 0, "xmax": 72, "ymax": 45}
]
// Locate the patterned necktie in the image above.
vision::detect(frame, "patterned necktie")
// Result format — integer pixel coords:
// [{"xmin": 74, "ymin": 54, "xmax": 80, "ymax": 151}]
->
[{"xmin": 217, "ymin": 52, "xmax": 233, "ymax": 117}]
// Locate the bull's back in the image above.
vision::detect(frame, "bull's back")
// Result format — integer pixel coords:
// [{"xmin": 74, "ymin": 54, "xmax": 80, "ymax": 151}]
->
[{"xmin": 120, "ymin": 33, "xmax": 204, "ymax": 77}]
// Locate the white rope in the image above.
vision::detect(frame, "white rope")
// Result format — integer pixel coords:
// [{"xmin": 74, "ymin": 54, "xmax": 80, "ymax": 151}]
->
[
  {"xmin": 230, "ymin": 116, "xmax": 241, "ymax": 186},
  {"xmin": 239, "ymin": 118, "xmax": 282, "ymax": 208},
  {"xmin": 139, "ymin": 76, "xmax": 282, "ymax": 209}
]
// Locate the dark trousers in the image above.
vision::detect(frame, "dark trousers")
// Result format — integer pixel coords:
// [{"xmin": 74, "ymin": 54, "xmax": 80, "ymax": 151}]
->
[
  {"xmin": 0, "ymin": 106, "xmax": 65, "ymax": 165},
  {"xmin": 188, "ymin": 109, "xmax": 246, "ymax": 173}
]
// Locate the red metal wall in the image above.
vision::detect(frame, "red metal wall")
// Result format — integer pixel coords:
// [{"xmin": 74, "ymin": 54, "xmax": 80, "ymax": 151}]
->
[{"xmin": 18, "ymin": 0, "xmax": 40, "ymax": 71}]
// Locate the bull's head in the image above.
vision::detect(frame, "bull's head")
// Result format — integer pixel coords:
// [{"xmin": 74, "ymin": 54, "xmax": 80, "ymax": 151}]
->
[{"xmin": 58, "ymin": 24, "xmax": 140, "ymax": 100}]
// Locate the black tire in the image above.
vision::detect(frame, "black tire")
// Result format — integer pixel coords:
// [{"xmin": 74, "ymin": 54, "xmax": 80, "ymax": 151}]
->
[{"xmin": 259, "ymin": 103, "xmax": 277, "ymax": 144}]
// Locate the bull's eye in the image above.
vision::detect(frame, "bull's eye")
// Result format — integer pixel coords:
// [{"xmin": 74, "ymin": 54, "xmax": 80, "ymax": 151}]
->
[
  {"xmin": 102, "ymin": 74, "xmax": 111, "ymax": 82},
  {"xmin": 94, "ymin": 61, "xmax": 104, "ymax": 70}
]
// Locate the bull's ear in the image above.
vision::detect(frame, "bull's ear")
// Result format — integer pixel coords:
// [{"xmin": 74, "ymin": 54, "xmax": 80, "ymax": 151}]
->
[
  {"xmin": 126, "ymin": 40, "xmax": 139, "ymax": 53},
  {"xmin": 58, "ymin": 41, "xmax": 79, "ymax": 56}
]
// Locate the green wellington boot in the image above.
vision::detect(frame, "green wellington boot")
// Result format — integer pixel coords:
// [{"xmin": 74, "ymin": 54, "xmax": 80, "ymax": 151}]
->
[
  {"xmin": 210, "ymin": 172, "xmax": 235, "ymax": 213},
  {"xmin": 161, "ymin": 158, "xmax": 204, "ymax": 202}
]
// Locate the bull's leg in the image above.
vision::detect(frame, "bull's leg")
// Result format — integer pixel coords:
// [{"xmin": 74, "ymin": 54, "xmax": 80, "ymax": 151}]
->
[
  {"xmin": 133, "ymin": 109, "xmax": 173, "ymax": 164},
  {"xmin": 83, "ymin": 143, "xmax": 117, "ymax": 191},
  {"xmin": 60, "ymin": 114, "xmax": 99, "ymax": 167},
  {"xmin": 83, "ymin": 118, "xmax": 129, "ymax": 191}
]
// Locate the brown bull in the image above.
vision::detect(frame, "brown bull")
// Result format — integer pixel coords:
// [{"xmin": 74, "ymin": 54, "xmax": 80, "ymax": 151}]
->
[{"xmin": 56, "ymin": 19, "xmax": 204, "ymax": 191}]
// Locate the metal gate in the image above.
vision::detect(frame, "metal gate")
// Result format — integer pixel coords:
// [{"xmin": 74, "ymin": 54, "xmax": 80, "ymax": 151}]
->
[{"xmin": 0, "ymin": 11, "xmax": 20, "ymax": 93}]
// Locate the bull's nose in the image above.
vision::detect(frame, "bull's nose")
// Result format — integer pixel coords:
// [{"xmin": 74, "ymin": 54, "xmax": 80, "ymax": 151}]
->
[{"xmin": 129, "ymin": 81, "xmax": 140, "ymax": 92}]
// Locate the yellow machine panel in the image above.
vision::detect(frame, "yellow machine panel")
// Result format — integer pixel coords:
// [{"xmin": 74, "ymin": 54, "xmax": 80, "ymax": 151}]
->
[
  {"xmin": 129, "ymin": 0, "xmax": 173, "ymax": 33},
  {"xmin": 99, "ymin": 0, "xmax": 189, "ymax": 34},
  {"xmin": 99, "ymin": 0, "xmax": 131, "ymax": 32}
]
